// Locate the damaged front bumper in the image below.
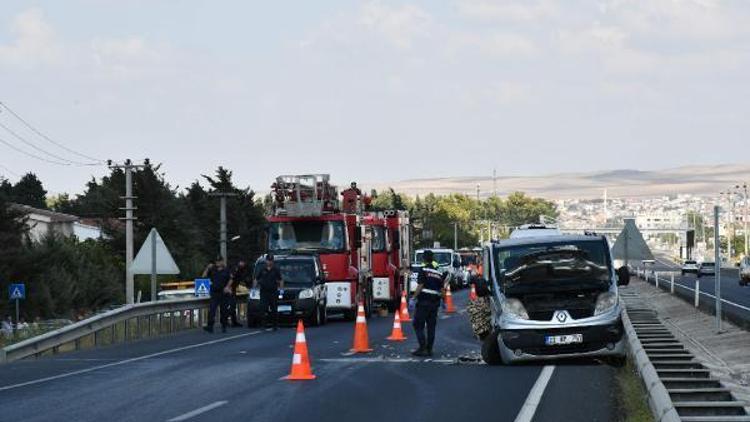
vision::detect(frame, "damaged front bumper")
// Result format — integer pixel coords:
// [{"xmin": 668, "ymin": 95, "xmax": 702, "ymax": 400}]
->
[{"xmin": 496, "ymin": 306, "xmax": 625, "ymax": 363}]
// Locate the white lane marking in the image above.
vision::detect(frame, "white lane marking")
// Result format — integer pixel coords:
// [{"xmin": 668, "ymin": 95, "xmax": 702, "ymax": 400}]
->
[
  {"xmin": 514, "ymin": 365, "xmax": 555, "ymax": 422},
  {"xmin": 0, "ymin": 331, "xmax": 262, "ymax": 392},
  {"xmin": 167, "ymin": 401, "xmax": 228, "ymax": 422},
  {"xmin": 320, "ymin": 357, "xmax": 455, "ymax": 364}
]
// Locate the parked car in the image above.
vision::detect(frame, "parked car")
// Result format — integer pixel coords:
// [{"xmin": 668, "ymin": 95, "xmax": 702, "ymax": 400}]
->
[
  {"xmin": 476, "ymin": 234, "xmax": 628, "ymax": 366},
  {"xmin": 697, "ymin": 262, "xmax": 716, "ymax": 277},
  {"xmin": 739, "ymin": 257, "xmax": 750, "ymax": 286},
  {"xmin": 247, "ymin": 253, "xmax": 327, "ymax": 327},
  {"xmin": 681, "ymin": 260, "xmax": 699, "ymax": 275}
]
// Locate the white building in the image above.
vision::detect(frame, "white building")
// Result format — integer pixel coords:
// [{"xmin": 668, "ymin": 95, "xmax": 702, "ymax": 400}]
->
[{"xmin": 11, "ymin": 204, "xmax": 103, "ymax": 242}]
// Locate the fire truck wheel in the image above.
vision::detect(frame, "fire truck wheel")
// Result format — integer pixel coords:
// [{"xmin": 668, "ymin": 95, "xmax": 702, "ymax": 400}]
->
[
  {"xmin": 364, "ymin": 289, "xmax": 374, "ymax": 318},
  {"xmin": 344, "ymin": 310, "xmax": 356, "ymax": 321},
  {"xmin": 309, "ymin": 305, "xmax": 322, "ymax": 327}
]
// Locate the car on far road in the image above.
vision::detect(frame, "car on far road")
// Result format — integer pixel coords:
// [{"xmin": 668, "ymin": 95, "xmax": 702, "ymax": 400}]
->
[
  {"xmin": 681, "ymin": 260, "xmax": 699, "ymax": 275},
  {"xmin": 247, "ymin": 253, "xmax": 328, "ymax": 327},
  {"xmin": 697, "ymin": 262, "xmax": 716, "ymax": 277},
  {"xmin": 739, "ymin": 257, "xmax": 750, "ymax": 286}
]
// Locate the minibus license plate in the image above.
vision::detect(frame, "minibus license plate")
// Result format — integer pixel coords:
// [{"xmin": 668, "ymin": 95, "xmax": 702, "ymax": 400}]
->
[{"xmin": 545, "ymin": 334, "xmax": 583, "ymax": 346}]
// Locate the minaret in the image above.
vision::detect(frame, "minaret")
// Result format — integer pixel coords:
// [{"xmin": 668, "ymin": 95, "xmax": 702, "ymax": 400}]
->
[
  {"xmin": 493, "ymin": 168, "xmax": 497, "ymax": 198},
  {"xmin": 603, "ymin": 188, "xmax": 608, "ymax": 223}
]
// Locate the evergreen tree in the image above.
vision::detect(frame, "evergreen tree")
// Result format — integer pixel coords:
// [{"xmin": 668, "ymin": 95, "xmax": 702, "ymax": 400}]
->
[{"xmin": 11, "ymin": 173, "xmax": 48, "ymax": 209}]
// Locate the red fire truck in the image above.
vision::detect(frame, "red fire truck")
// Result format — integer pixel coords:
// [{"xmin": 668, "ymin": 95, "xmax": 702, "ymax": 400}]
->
[
  {"xmin": 267, "ymin": 174, "xmax": 373, "ymax": 320},
  {"xmin": 363, "ymin": 210, "xmax": 411, "ymax": 311}
]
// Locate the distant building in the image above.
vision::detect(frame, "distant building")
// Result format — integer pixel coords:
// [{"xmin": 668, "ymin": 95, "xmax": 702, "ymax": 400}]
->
[{"xmin": 11, "ymin": 204, "xmax": 104, "ymax": 242}]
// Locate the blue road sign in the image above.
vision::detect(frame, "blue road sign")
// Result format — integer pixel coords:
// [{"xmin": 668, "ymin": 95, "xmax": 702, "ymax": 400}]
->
[
  {"xmin": 9, "ymin": 283, "xmax": 25, "ymax": 300},
  {"xmin": 194, "ymin": 278, "xmax": 211, "ymax": 297}
]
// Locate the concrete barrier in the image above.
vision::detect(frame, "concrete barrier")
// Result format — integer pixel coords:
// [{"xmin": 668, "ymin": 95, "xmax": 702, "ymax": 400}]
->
[{"xmin": 622, "ymin": 310, "xmax": 681, "ymax": 422}]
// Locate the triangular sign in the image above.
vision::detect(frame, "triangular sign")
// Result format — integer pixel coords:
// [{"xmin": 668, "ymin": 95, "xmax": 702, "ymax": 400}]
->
[
  {"xmin": 11, "ymin": 288, "xmax": 21, "ymax": 298},
  {"xmin": 611, "ymin": 218, "xmax": 654, "ymax": 265},
  {"xmin": 197, "ymin": 284, "xmax": 208, "ymax": 294},
  {"xmin": 131, "ymin": 228, "xmax": 180, "ymax": 275}
]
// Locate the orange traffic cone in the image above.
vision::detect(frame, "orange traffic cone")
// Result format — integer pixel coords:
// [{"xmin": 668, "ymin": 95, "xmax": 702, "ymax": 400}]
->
[
  {"xmin": 283, "ymin": 320, "xmax": 316, "ymax": 381},
  {"xmin": 469, "ymin": 284, "xmax": 478, "ymax": 301},
  {"xmin": 399, "ymin": 290, "xmax": 412, "ymax": 322},
  {"xmin": 444, "ymin": 284, "xmax": 456, "ymax": 314},
  {"xmin": 350, "ymin": 303, "xmax": 373, "ymax": 353},
  {"xmin": 386, "ymin": 308, "xmax": 407, "ymax": 341}
]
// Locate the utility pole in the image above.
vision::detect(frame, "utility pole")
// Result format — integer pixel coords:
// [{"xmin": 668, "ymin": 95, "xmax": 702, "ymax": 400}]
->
[
  {"xmin": 453, "ymin": 222, "xmax": 458, "ymax": 250},
  {"xmin": 720, "ymin": 190, "xmax": 734, "ymax": 263},
  {"xmin": 714, "ymin": 205, "xmax": 722, "ymax": 333},
  {"xmin": 108, "ymin": 159, "xmax": 146, "ymax": 304},
  {"xmin": 737, "ymin": 183, "xmax": 748, "ymax": 257},
  {"xmin": 209, "ymin": 192, "xmax": 238, "ymax": 262}
]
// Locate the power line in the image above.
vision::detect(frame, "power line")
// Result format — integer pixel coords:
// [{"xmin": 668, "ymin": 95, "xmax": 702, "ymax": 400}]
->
[
  {"xmin": 0, "ymin": 134, "xmax": 72, "ymax": 166},
  {"xmin": 0, "ymin": 101, "xmax": 104, "ymax": 163},
  {"xmin": 0, "ymin": 163, "xmax": 21, "ymax": 177},
  {"xmin": 0, "ymin": 121, "xmax": 98, "ymax": 166}
]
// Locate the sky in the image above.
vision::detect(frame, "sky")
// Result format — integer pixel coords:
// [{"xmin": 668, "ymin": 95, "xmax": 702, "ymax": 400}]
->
[{"xmin": 0, "ymin": 0, "xmax": 749, "ymax": 195}]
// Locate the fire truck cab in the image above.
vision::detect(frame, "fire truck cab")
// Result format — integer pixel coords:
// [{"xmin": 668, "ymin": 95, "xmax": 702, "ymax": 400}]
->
[
  {"xmin": 267, "ymin": 174, "xmax": 373, "ymax": 320},
  {"xmin": 363, "ymin": 210, "xmax": 411, "ymax": 311}
]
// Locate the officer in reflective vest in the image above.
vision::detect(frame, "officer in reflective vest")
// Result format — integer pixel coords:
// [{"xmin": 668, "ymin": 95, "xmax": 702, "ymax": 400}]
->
[{"xmin": 411, "ymin": 250, "xmax": 446, "ymax": 357}]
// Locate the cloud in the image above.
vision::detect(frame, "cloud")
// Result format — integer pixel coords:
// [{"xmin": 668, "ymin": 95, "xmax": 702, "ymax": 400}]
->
[
  {"xmin": 601, "ymin": 0, "xmax": 745, "ymax": 42},
  {"xmin": 450, "ymin": 31, "xmax": 539, "ymax": 58},
  {"xmin": 457, "ymin": 0, "xmax": 558, "ymax": 22},
  {"xmin": 0, "ymin": 8, "xmax": 62, "ymax": 66},
  {"xmin": 90, "ymin": 37, "xmax": 172, "ymax": 79},
  {"xmin": 359, "ymin": 1, "xmax": 433, "ymax": 49},
  {"xmin": 557, "ymin": 24, "xmax": 628, "ymax": 55}
]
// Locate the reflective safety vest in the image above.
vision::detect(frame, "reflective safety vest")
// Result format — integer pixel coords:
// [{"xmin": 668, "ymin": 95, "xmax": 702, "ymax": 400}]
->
[{"xmin": 417, "ymin": 267, "xmax": 444, "ymax": 300}]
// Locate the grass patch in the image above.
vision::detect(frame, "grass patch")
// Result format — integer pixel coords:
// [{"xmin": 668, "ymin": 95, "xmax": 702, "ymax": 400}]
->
[{"xmin": 615, "ymin": 357, "xmax": 655, "ymax": 422}]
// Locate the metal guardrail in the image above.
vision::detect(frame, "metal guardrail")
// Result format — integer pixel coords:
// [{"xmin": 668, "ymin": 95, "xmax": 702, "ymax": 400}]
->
[
  {"xmin": 0, "ymin": 295, "xmax": 247, "ymax": 364},
  {"xmin": 637, "ymin": 268, "xmax": 750, "ymax": 314}
]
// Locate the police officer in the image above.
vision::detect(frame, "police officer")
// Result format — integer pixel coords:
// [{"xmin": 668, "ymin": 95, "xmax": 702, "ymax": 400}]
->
[
  {"xmin": 202, "ymin": 256, "xmax": 232, "ymax": 333},
  {"xmin": 254, "ymin": 254, "xmax": 284, "ymax": 331},
  {"xmin": 229, "ymin": 259, "xmax": 250, "ymax": 327},
  {"xmin": 411, "ymin": 250, "xmax": 446, "ymax": 357}
]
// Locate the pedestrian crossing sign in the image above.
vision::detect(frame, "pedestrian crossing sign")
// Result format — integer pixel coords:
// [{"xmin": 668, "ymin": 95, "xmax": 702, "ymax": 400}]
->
[
  {"xmin": 9, "ymin": 283, "xmax": 25, "ymax": 300},
  {"xmin": 194, "ymin": 278, "xmax": 211, "ymax": 297}
]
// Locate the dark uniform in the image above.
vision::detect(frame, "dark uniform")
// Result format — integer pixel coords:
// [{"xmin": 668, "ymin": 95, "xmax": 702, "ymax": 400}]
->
[
  {"xmin": 413, "ymin": 260, "xmax": 445, "ymax": 356},
  {"xmin": 206, "ymin": 265, "xmax": 232, "ymax": 332},
  {"xmin": 256, "ymin": 265, "xmax": 282, "ymax": 329},
  {"xmin": 229, "ymin": 263, "xmax": 250, "ymax": 327}
]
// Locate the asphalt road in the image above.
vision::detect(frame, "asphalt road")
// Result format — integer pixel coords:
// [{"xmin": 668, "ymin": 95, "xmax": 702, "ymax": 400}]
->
[
  {"xmin": 648, "ymin": 254, "xmax": 750, "ymax": 322},
  {"xmin": 0, "ymin": 290, "xmax": 620, "ymax": 422}
]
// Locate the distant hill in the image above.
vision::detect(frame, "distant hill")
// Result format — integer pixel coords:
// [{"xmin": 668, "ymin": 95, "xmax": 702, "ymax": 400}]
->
[{"xmin": 367, "ymin": 164, "xmax": 750, "ymax": 199}]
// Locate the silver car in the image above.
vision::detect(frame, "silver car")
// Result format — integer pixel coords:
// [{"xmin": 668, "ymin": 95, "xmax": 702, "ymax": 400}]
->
[
  {"xmin": 739, "ymin": 257, "xmax": 750, "ymax": 286},
  {"xmin": 697, "ymin": 262, "xmax": 715, "ymax": 277},
  {"xmin": 477, "ymin": 234, "xmax": 628, "ymax": 365}
]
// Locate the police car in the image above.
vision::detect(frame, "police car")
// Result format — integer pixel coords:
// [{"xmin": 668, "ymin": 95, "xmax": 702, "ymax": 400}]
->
[{"xmin": 247, "ymin": 253, "xmax": 328, "ymax": 326}]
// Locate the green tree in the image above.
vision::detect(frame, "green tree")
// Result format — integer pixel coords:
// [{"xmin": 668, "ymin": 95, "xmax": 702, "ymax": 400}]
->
[
  {"xmin": 498, "ymin": 192, "xmax": 557, "ymax": 227},
  {"xmin": 20, "ymin": 234, "xmax": 123, "ymax": 319},
  {"xmin": 371, "ymin": 187, "xmax": 412, "ymax": 211},
  {"xmin": 195, "ymin": 166, "xmax": 266, "ymax": 265},
  {"xmin": 0, "ymin": 191, "xmax": 28, "ymax": 316},
  {"xmin": 11, "ymin": 173, "xmax": 48, "ymax": 209}
]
